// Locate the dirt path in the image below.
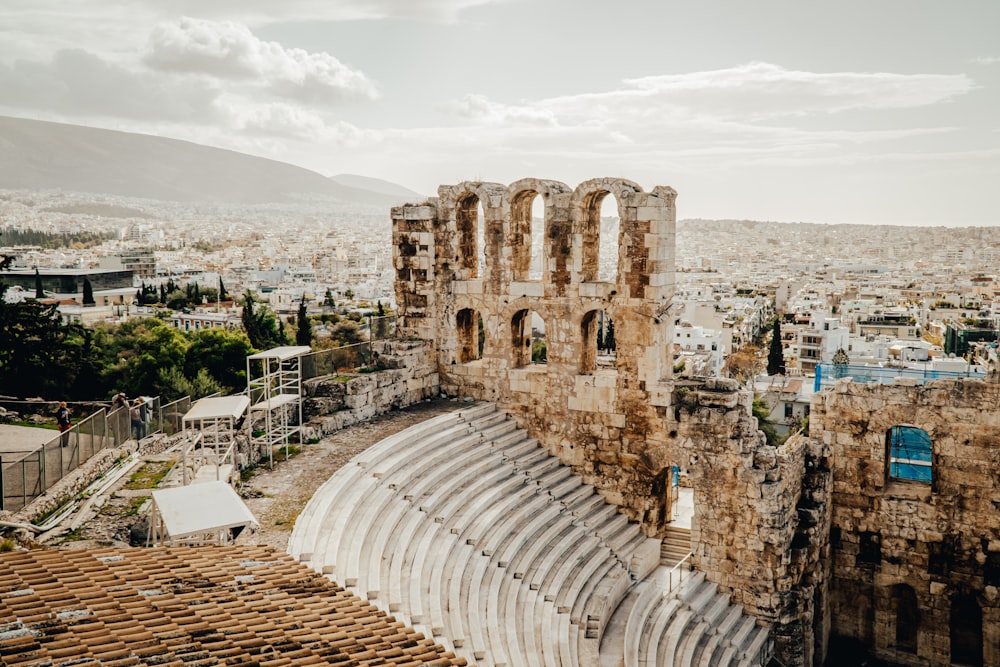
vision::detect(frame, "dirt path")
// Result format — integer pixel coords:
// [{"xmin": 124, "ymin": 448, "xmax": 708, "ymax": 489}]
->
[{"xmin": 236, "ymin": 398, "xmax": 463, "ymax": 551}]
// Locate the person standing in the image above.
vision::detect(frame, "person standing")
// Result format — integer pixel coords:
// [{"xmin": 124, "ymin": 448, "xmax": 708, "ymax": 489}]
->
[
  {"xmin": 56, "ymin": 401, "xmax": 72, "ymax": 447},
  {"xmin": 130, "ymin": 399, "xmax": 145, "ymax": 440}
]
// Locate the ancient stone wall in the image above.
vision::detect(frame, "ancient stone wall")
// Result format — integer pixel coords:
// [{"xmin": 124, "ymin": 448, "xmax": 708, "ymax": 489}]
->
[
  {"xmin": 813, "ymin": 377, "xmax": 1000, "ymax": 666},
  {"xmin": 392, "ymin": 179, "xmax": 825, "ymax": 666},
  {"xmin": 299, "ymin": 339, "xmax": 440, "ymax": 441}
]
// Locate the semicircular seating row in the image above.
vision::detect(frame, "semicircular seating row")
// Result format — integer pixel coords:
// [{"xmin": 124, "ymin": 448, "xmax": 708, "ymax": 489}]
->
[{"xmin": 287, "ymin": 403, "xmax": 768, "ymax": 667}]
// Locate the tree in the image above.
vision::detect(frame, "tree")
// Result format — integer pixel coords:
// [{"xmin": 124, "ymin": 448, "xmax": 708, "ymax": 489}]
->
[
  {"xmin": 596, "ymin": 316, "xmax": 606, "ymax": 351},
  {"xmin": 377, "ymin": 301, "xmax": 385, "ymax": 317},
  {"xmin": 218, "ymin": 277, "xmax": 229, "ymax": 302},
  {"xmin": 344, "ymin": 288, "xmax": 354, "ymax": 301},
  {"xmin": 330, "ymin": 320, "xmax": 362, "ymax": 346},
  {"xmin": 832, "ymin": 347, "xmax": 850, "ymax": 379},
  {"xmin": 295, "ymin": 296, "xmax": 312, "ymax": 347},
  {"xmin": 82, "ymin": 277, "xmax": 95, "ymax": 306},
  {"xmin": 752, "ymin": 397, "xmax": 780, "ymax": 447},
  {"xmin": 605, "ymin": 318, "xmax": 616, "ymax": 352},
  {"xmin": 34, "ymin": 269, "xmax": 43, "ymax": 299},
  {"xmin": 724, "ymin": 345, "xmax": 763, "ymax": 383},
  {"xmin": 185, "ymin": 327, "xmax": 253, "ymax": 392},
  {"xmin": 323, "ymin": 288, "xmax": 336, "ymax": 309},
  {"xmin": 241, "ymin": 291, "xmax": 286, "ymax": 350},
  {"xmin": 767, "ymin": 318, "xmax": 785, "ymax": 376}
]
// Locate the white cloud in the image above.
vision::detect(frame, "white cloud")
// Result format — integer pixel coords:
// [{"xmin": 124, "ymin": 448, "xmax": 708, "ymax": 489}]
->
[
  {"xmin": 145, "ymin": 17, "xmax": 379, "ymax": 103},
  {"xmin": 972, "ymin": 55, "xmax": 1000, "ymax": 65},
  {"xmin": 442, "ymin": 94, "xmax": 557, "ymax": 127}
]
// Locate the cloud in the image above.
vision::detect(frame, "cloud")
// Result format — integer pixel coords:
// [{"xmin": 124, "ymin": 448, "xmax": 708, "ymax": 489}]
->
[
  {"xmin": 442, "ymin": 94, "xmax": 557, "ymax": 127},
  {"xmin": 445, "ymin": 63, "xmax": 975, "ymax": 131},
  {"xmin": 972, "ymin": 55, "xmax": 1000, "ymax": 65},
  {"xmin": 0, "ymin": 49, "xmax": 221, "ymax": 123},
  {"xmin": 144, "ymin": 17, "xmax": 378, "ymax": 103},
  {"xmin": 141, "ymin": 0, "xmax": 504, "ymax": 23}
]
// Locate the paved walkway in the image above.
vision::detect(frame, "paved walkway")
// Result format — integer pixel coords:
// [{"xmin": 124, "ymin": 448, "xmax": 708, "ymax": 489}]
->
[{"xmin": 0, "ymin": 424, "xmax": 54, "ymax": 457}]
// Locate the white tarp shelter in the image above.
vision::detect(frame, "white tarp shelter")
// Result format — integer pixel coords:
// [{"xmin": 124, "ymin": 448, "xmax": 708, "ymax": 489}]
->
[{"xmin": 149, "ymin": 481, "xmax": 257, "ymax": 545}]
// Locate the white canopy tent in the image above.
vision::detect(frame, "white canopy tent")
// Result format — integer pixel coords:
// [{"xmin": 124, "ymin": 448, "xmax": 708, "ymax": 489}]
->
[{"xmin": 149, "ymin": 481, "xmax": 257, "ymax": 546}]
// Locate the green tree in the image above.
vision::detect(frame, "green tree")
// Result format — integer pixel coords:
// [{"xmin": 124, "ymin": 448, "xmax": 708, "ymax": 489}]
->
[
  {"xmin": 767, "ymin": 317, "xmax": 785, "ymax": 376},
  {"xmin": 218, "ymin": 277, "xmax": 229, "ymax": 301},
  {"xmin": 34, "ymin": 269, "xmax": 43, "ymax": 299},
  {"xmin": 97, "ymin": 318, "xmax": 191, "ymax": 397},
  {"xmin": 165, "ymin": 289, "xmax": 189, "ymax": 310},
  {"xmin": 82, "ymin": 277, "xmax": 95, "ymax": 306},
  {"xmin": 295, "ymin": 296, "xmax": 312, "ymax": 347},
  {"xmin": 241, "ymin": 291, "xmax": 286, "ymax": 350},
  {"xmin": 344, "ymin": 288, "xmax": 354, "ymax": 301},
  {"xmin": 605, "ymin": 318, "xmax": 616, "ymax": 352},
  {"xmin": 752, "ymin": 397, "xmax": 780, "ymax": 447},
  {"xmin": 832, "ymin": 347, "xmax": 850, "ymax": 379},
  {"xmin": 377, "ymin": 301, "xmax": 385, "ymax": 317},
  {"xmin": 323, "ymin": 288, "xmax": 336, "ymax": 309},
  {"xmin": 330, "ymin": 320, "xmax": 362, "ymax": 346},
  {"xmin": 185, "ymin": 327, "xmax": 253, "ymax": 392},
  {"xmin": 157, "ymin": 366, "xmax": 222, "ymax": 400}
]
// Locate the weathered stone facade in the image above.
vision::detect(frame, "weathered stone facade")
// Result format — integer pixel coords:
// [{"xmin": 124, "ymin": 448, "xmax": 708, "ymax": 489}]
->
[
  {"xmin": 392, "ymin": 179, "xmax": 826, "ymax": 666},
  {"xmin": 814, "ymin": 378, "xmax": 1000, "ymax": 666}
]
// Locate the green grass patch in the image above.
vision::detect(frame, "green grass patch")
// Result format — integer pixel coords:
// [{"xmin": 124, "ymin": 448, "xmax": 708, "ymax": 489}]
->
[
  {"xmin": 123, "ymin": 460, "xmax": 175, "ymax": 490},
  {"xmin": 124, "ymin": 497, "xmax": 148, "ymax": 517},
  {"xmin": 271, "ymin": 444, "xmax": 301, "ymax": 463}
]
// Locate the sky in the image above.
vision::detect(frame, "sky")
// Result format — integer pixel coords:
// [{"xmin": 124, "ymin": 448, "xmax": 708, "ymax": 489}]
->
[{"xmin": 1, "ymin": 0, "xmax": 998, "ymax": 225}]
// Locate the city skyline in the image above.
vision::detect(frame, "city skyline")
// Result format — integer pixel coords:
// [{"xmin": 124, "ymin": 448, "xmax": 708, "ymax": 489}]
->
[{"xmin": 1, "ymin": 0, "xmax": 998, "ymax": 226}]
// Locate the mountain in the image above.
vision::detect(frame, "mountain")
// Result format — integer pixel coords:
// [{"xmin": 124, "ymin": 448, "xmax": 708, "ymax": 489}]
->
[
  {"xmin": 0, "ymin": 116, "xmax": 413, "ymax": 206},
  {"xmin": 331, "ymin": 174, "xmax": 424, "ymax": 200}
]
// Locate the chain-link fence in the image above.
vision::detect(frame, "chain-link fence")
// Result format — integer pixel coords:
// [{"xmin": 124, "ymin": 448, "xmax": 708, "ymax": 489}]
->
[
  {"xmin": 0, "ymin": 394, "xmax": 195, "ymax": 511},
  {"xmin": 1, "ymin": 407, "xmax": 129, "ymax": 512}
]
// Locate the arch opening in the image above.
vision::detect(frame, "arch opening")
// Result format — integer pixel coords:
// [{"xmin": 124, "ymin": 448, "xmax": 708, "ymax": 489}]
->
[
  {"xmin": 457, "ymin": 308, "xmax": 483, "ymax": 363},
  {"xmin": 581, "ymin": 309, "xmax": 617, "ymax": 373},
  {"xmin": 598, "ymin": 194, "xmax": 620, "ymax": 283},
  {"xmin": 891, "ymin": 584, "xmax": 918, "ymax": 653},
  {"xmin": 512, "ymin": 309, "xmax": 546, "ymax": 367},
  {"xmin": 950, "ymin": 593, "xmax": 982, "ymax": 666},
  {"xmin": 511, "ymin": 191, "xmax": 544, "ymax": 281},
  {"xmin": 456, "ymin": 194, "xmax": 481, "ymax": 279}
]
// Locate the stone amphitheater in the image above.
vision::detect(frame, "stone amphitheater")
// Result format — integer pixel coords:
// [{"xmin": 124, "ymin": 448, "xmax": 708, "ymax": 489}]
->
[
  {"xmin": 4, "ymin": 177, "xmax": 999, "ymax": 667},
  {"xmin": 288, "ymin": 402, "xmax": 770, "ymax": 666}
]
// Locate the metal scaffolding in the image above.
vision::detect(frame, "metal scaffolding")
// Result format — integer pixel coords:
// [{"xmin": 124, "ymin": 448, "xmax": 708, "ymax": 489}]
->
[{"xmin": 246, "ymin": 346, "xmax": 310, "ymax": 467}]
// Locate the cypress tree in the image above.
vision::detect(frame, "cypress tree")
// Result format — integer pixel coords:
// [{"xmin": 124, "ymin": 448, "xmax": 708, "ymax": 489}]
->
[
  {"xmin": 767, "ymin": 318, "xmax": 786, "ymax": 376},
  {"xmin": 34, "ymin": 269, "xmax": 44, "ymax": 299},
  {"xmin": 82, "ymin": 277, "xmax": 95, "ymax": 306},
  {"xmin": 295, "ymin": 296, "xmax": 312, "ymax": 347}
]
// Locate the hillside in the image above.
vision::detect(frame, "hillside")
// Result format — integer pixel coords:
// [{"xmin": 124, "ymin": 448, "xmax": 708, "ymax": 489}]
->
[{"xmin": 0, "ymin": 116, "xmax": 411, "ymax": 206}]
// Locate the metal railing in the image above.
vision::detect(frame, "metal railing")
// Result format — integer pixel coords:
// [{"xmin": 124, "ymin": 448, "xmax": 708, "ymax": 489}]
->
[
  {"xmin": 666, "ymin": 552, "xmax": 694, "ymax": 594},
  {"xmin": 302, "ymin": 341, "xmax": 374, "ymax": 380},
  {"xmin": 1, "ymin": 406, "xmax": 129, "ymax": 512},
  {"xmin": 0, "ymin": 394, "xmax": 196, "ymax": 511},
  {"xmin": 814, "ymin": 362, "xmax": 987, "ymax": 392}
]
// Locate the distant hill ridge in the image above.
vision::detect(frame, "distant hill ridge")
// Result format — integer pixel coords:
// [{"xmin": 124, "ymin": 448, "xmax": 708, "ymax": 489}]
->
[{"xmin": 0, "ymin": 116, "xmax": 421, "ymax": 206}]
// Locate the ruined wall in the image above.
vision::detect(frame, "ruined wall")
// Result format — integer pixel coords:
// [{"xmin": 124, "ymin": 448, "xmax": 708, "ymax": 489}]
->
[
  {"xmin": 814, "ymin": 378, "xmax": 1000, "ymax": 666},
  {"xmin": 299, "ymin": 339, "xmax": 440, "ymax": 440},
  {"xmin": 392, "ymin": 178, "xmax": 827, "ymax": 666}
]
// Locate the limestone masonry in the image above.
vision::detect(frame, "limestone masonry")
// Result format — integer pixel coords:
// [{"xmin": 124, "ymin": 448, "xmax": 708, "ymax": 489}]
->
[{"xmin": 389, "ymin": 178, "xmax": 1000, "ymax": 666}]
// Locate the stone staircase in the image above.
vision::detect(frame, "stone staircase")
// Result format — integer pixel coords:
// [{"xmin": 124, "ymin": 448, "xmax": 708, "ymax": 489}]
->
[
  {"xmin": 661, "ymin": 525, "xmax": 692, "ymax": 567},
  {"xmin": 288, "ymin": 402, "xmax": 770, "ymax": 667}
]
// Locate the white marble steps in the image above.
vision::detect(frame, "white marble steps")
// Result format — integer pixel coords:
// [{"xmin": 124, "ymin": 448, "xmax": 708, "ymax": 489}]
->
[
  {"xmin": 661, "ymin": 525, "xmax": 692, "ymax": 567},
  {"xmin": 604, "ymin": 562, "xmax": 772, "ymax": 667},
  {"xmin": 288, "ymin": 401, "xmax": 662, "ymax": 667}
]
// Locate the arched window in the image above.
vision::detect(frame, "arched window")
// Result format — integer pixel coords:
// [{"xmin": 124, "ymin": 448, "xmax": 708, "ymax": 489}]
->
[
  {"xmin": 511, "ymin": 190, "xmax": 543, "ymax": 281},
  {"xmin": 886, "ymin": 425, "xmax": 932, "ymax": 483},
  {"xmin": 598, "ymin": 194, "xmax": 620, "ymax": 283},
  {"xmin": 457, "ymin": 308, "xmax": 482, "ymax": 362},
  {"xmin": 512, "ymin": 309, "xmax": 545, "ymax": 367},
  {"xmin": 892, "ymin": 584, "xmax": 918, "ymax": 653},
  {"xmin": 581, "ymin": 309, "xmax": 616, "ymax": 373},
  {"xmin": 951, "ymin": 593, "xmax": 983, "ymax": 666},
  {"xmin": 456, "ymin": 194, "xmax": 481, "ymax": 279}
]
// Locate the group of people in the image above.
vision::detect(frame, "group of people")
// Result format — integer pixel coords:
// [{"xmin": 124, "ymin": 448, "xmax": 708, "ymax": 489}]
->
[{"xmin": 113, "ymin": 392, "xmax": 150, "ymax": 440}]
